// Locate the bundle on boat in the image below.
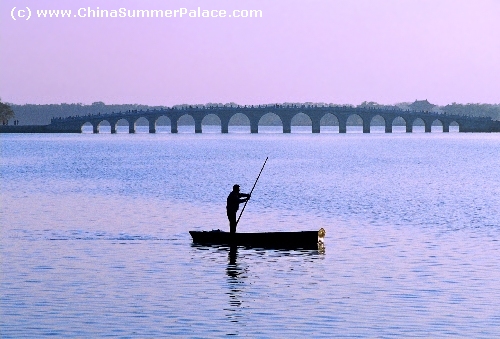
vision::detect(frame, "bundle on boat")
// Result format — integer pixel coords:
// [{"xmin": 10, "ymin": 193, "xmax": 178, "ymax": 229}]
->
[{"xmin": 190, "ymin": 228, "xmax": 326, "ymax": 250}]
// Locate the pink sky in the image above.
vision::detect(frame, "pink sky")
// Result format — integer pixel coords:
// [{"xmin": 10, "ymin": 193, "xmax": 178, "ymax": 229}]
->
[{"xmin": 1, "ymin": 0, "xmax": 499, "ymax": 106}]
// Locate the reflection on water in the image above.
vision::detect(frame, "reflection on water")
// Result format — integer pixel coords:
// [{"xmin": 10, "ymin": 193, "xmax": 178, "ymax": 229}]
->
[
  {"xmin": 81, "ymin": 125, "xmax": 462, "ymax": 134},
  {"xmin": 192, "ymin": 243, "xmax": 326, "ymax": 335},
  {"xmin": 226, "ymin": 246, "xmax": 243, "ymax": 327}
]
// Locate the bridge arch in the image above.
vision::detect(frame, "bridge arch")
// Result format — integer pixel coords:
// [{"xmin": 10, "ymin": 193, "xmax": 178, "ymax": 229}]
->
[
  {"xmin": 177, "ymin": 114, "xmax": 195, "ymax": 133},
  {"xmin": 131, "ymin": 117, "xmax": 149, "ymax": 133},
  {"xmin": 391, "ymin": 116, "xmax": 407, "ymax": 133},
  {"xmin": 81, "ymin": 122, "xmax": 93, "ymax": 133},
  {"xmin": 97, "ymin": 120, "xmax": 111, "ymax": 133},
  {"xmin": 412, "ymin": 118, "xmax": 426, "ymax": 133},
  {"xmin": 228, "ymin": 113, "xmax": 250, "ymax": 133},
  {"xmin": 291, "ymin": 113, "xmax": 312, "ymax": 133},
  {"xmin": 431, "ymin": 119, "xmax": 444, "ymax": 133},
  {"xmin": 449, "ymin": 121, "xmax": 460, "ymax": 132},
  {"xmin": 202, "ymin": 114, "xmax": 222, "ymax": 133},
  {"xmin": 370, "ymin": 115, "xmax": 386, "ymax": 133},
  {"xmin": 320, "ymin": 113, "xmax": 339, "ymax": 133},
  {"xmin": 155, "ymin": 116, "xmax": 171, "ymax": 133},
  {"xmin": 346, "ymin": 114, "xmax": 363, "ymax": 133},
  {"xmin": 259, "ymin": 113, "xmax": 283, "ymax": 133},
  {"xmin": 113, "ymin": 118, "xmax": 129, "ymax": 133}
]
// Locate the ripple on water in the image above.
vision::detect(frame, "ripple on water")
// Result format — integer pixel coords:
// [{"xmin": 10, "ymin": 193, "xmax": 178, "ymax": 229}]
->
[{"xmin": 1, "ymin": 133, "xmax": 499, "ymax": 338}]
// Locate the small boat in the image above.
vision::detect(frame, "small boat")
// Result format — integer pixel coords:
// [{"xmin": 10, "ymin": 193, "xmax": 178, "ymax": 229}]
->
[{"xmin": 189, "ymin": 228, "xmax": 326, "ymax": 250}]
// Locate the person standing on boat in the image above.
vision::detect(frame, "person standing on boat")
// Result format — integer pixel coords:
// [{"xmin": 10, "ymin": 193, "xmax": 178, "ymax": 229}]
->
[{"xmin": 227, "ymin": 184, "xmax": 251, "ymax": 233}]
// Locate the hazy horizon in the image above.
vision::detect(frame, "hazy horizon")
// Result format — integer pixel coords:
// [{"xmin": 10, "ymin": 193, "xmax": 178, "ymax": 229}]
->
[{"xmin": 6, "ymin": 100, "xmax": 500, "ymax": 107}]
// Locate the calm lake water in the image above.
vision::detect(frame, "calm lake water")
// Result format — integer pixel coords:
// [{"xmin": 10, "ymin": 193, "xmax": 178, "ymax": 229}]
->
[{"xmin": 1, "ymin": 128, "xmax": 499, "ymax": 338}]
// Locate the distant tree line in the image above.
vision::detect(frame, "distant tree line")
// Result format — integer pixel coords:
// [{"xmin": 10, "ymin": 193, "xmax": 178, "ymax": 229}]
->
[
  {"xmin": 4, "ymin": 100, "xmax": 500, "ymax": 126},
  {"xmin": 1, "ymin": 98, "xmax": 15, "ymax": 125}
]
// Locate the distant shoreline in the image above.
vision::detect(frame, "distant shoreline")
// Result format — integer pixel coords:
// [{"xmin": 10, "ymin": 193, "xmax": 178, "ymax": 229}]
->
[{"xmin": 5, "ymin": 101, "xmax": 500, "ymax": 126}]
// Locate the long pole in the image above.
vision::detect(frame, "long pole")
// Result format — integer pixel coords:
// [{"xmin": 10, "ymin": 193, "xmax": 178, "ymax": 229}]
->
[{"xmin": 236, "ymin": 157, "xmax": 268, "ymax": 226}]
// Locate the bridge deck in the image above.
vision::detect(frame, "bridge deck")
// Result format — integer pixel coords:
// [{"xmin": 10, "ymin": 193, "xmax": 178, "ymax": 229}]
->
[{"xmin": 3, "ymin": 105, "xmax": 499, "ymax": 133}]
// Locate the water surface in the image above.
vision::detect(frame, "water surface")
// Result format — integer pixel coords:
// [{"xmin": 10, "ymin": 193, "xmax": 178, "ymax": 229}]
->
[{"xmin": 1, "ymin": 131, "xmax": 499, "ymax": 338}]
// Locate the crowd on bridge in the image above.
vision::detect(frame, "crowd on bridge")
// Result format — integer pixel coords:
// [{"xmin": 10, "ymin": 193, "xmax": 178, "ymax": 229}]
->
[
  {"xmin": 52, "ymin": 103, "xmax": 419, "ymax": 122},
  {"xmin": 50, "ymin": 102, "xmax": 495, "ymax": 124}
]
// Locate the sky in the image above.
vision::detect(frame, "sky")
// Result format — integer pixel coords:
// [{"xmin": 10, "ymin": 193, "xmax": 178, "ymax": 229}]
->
[{"xmin": 1, "ymin": 0, "xmax": 499, "ymax": 106}]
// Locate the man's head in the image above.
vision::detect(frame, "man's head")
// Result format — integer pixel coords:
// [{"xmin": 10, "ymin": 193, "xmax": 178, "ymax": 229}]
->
[{"xmin": 233, "ymin": 184, "xmax": 240, "ymax": 192}]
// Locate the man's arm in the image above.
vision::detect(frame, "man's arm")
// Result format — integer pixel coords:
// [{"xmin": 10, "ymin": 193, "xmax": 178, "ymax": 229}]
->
[{"xmin": 238, "ymin": 193, "xmax": 251, "ymax": 203}]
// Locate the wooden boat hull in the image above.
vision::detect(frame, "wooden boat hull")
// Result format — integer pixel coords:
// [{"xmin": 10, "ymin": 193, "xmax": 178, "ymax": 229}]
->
[{"xmin": 189, "ymin": 229, "xmax": 325, "ymax": 250}]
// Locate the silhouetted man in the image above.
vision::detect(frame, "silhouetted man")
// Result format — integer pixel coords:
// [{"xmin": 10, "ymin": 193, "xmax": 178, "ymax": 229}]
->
[{"xmin": 226, "ymin": 184, "xmax": 250, "ymax": 233}]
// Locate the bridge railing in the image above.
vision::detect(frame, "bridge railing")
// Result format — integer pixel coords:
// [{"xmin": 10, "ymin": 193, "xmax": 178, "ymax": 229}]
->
[{"xmin": 50, "ymin": 103, "xmax": 495, "ymax": 126}]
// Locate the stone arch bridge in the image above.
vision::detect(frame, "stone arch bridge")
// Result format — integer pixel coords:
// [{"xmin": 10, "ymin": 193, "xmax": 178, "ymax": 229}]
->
[{"xmin": 49, "ymin": 105, "xmax": 500, "ymax": 133}]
